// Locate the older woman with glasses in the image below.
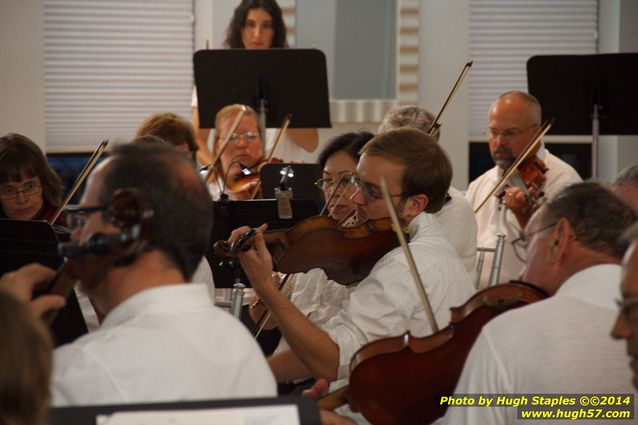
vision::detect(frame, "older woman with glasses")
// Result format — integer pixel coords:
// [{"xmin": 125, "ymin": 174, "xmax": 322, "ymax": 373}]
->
[{"xmin": 0, "ymin": 133, "xmax": 66, "ymax": 226}]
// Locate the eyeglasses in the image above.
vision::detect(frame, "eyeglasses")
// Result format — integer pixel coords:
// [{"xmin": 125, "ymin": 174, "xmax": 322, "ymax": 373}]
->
[
  {"xmin": 228, "ymin": 132, "xmax": 260, "ymax": 144},
  {"xmin": 486, "ymin": 125, "xmax": 537, "ymax": 141},
  {"xmin": 511, "ymin": 222, "xmax": 556, "ymax": 263},
  {"xmin": 0, "ymin": 179, "xmax": 42, "ymax": 200},
  {"xmin": 349, "ymin": 174, "xmax": 406, "ymax": 202},
  {"xmin": 65, "ymin": 205, "xmax": 108, "ymax": 229},
  {"xmin": 616, "ymin": 296, "xmax": 638, "ymax": 325},
  {"xmin": 314, "ymin": 173, "xmax": 355, "ymax": 193}
]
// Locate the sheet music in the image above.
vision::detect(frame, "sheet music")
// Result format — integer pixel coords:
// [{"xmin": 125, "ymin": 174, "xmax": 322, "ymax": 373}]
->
[{"xmin": 97, "ymin": 405, "xmax": 300, "ymax": 425}]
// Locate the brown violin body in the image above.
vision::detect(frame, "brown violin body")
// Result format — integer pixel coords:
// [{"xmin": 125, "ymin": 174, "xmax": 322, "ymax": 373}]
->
[
  {"xmin": 517, "ymin": 156, "xmax": 548, "ymax": 194},
  {"xmin": 215, "ymin": 215, "xmax": 402, "ymax": 285},
  {"xmin": 324, "ymin": 281, "xmax": 547, "ymax": 425},
  {"xmin": 227, "ymin": 157, "xmax": 284, "ymax": 199},
  {"xmin": 497, "ymin": 156, "xmax": 548, "ymax": 206}
]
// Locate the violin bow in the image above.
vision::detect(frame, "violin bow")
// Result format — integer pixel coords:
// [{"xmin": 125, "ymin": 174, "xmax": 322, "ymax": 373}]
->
[
  {"xmin": 249, "ymin": 113, "xmax": 292, "ymax": 199},
  {"xmin": 204, "ymin": 105, "xmax": 247, "ymax": 183},
  {"xmin": 252, "ymin": 273, "xmax": 293, "ymax": 339},
  {"xmin": 474, "ymin": 118, "xmax": 554, "ymax": 214},
  {"xmin": 380, "ymin": 177, "xmax": 439, "ymax": 333},
  {"xmin": 427, "ymin": 61, "xmax": 473, "ymax": 137},
  {"xmin": 49, "ymin": 139, "xmax": 109, "ymax": 225}
]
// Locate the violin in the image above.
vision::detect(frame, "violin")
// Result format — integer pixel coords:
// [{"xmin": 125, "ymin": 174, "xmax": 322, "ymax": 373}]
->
[
  {"xmin": 319, "ymin": 281, "xmax": 548, "ymax": 425},
  {"xmin": 496, "ymin": 155, "xmax": 548, "ymax": 206},
  {"xmin": 227, "ymin": 156, "xmax": 285, "ymax": 198},
  {"xmin": 38, "ymin": 188, "xmax": 153, "ymax": 325},
  {"xmin": 475, "ymin": 119, "xmax": 554, "ymax": 214},
  {"xmin": 214, "ymin": 215, "xmax": 405, "ymax": 286}
]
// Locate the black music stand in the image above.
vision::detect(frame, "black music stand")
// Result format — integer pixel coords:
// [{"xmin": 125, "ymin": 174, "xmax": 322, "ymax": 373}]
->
[
  {"xmin": 0, "ymin": 219, "xmax": 88, "ymax": 345},
  {"xmin": 527, "ymin": 53, "xmax": 638, "ymax": 178},
  {"xmin": 193, "ymin": 48, "xmax": 331, "ymax": 150},
  {"xmin": 50, "ymin": 396, "xmax": 321, "ymax": 425}
]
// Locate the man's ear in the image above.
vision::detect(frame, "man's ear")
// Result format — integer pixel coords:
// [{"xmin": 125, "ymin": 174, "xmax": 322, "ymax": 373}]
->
[
  {"xmin": 547, "ymin": 218, "xmax": 572, "ymax": 264},
  {"xmin": 405, "ymin": 193, "xmax": 429, "ymax": 217}
]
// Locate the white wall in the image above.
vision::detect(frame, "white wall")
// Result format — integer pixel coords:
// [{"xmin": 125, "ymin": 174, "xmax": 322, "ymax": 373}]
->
[
  {"xmin": 0, "ymin": 0, "xmax": 46, "ymax": 148},
  {"xmin": 4, "ymin": 0, "xmax": 635, "ymax": 181},
  {"xmin": 597, "ymin": 0, "xmax": 638, "ymax": 182},
  {"xmin": 419, "ymin": 0, "xmax": 470, "ymax": 189}
]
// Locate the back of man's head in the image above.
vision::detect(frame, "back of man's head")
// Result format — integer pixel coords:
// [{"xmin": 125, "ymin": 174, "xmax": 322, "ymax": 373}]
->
[
  {"xmin": 541, "ymin": 182, "xmax": 636, "ymax": 260},
  {"xmin": 97, "ymin": 143, "xmax": 212, "ymax": 279},
  {"xmin": 361, "ymin": 128, "xmax": 452, "ymax": 213},
  {"xmin": 378, "ymin": 105, "xmax": 439, "ymax": 142}
]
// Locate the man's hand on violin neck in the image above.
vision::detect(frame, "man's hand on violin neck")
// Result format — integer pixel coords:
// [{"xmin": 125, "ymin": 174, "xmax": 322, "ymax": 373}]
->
[
  {"xmin": 228, "ymin": 224, "xmax": 275, "ymax": 295},
  {"xmin": 504, "ymin": 186, "xmax": 539, "ymax": 228},
  {"xmin": 0, "ymin": 263, "xmax": 66, "ymax": 318}
]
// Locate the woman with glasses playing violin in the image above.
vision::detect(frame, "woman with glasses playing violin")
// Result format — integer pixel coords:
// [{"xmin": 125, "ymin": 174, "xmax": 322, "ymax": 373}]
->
[
  {"xmin": 206, "ymin": 104, "xmax": 267, "ymax": 200},
  {"xmin": 0, "ymin": 133, "xmax": 67, "ymax": 227}
]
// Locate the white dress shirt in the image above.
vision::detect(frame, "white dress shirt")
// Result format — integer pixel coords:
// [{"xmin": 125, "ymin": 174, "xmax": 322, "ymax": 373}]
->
[
  {"xmin": 76, "ymin": 257, "xmax": 216, "ymax": 332},
  {"xmin": 437, "ymin": 186, "xmax": 477, "ymax": 274},
  {"xmin": 52, "ymin": 283, "xmax": 276, "ymax": 406},
  {"xmin": 467, "ymin": 148, "xmax": 581, "ymax": 287},
  {"xmin": 322, "ymin": 212, "xmax": 475, "ymax": 381},
  {"xmin": 440, "ymin": 264, "xmax": 636, "ymax": 425}
]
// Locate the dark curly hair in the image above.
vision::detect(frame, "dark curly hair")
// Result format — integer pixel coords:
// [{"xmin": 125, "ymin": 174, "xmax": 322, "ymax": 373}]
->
[
  {"xmin": 317, "ymin": 131, "xmax": 374, "ymax": 170},
  {"xmin": 224, "ymin": 0, "xmax": 288, "ymax": 48}
]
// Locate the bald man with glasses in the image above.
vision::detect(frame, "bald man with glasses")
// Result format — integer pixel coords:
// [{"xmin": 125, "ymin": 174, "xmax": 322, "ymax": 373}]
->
[{"xmin": 467, "ymin": 91, "xmax": 581, "ymax": 288}]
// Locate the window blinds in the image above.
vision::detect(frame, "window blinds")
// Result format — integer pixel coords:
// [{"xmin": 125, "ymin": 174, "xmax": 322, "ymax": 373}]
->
[
  {"xmin": 469, "ymin": 0, "xmax": 598, "ymax": 138},
  {"xmin": 44, "ymin": 0, "xmax": 194, "ymax": 152}
]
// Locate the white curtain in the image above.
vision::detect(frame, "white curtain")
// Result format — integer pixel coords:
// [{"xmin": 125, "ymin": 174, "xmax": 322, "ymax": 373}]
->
[
  {"xmin": 44, "ymin": 0, "xmax": 194, "ymax": 151},
  {"xmin": 469, "ymin": 0, "xmax": 598, "ymax": 138}
]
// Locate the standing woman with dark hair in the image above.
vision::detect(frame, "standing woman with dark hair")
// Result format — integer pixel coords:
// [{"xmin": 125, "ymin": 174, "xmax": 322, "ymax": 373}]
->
[
  {"xmin": 0, "ymin": 133, "xmax": 66, "ymax": 226},
  {"xmin": 223, "ymin": 0, "xmax": 288, "ymax": 49},
  {"xmin": 191, "ymin": 0, "xmax": 318, "ymax": 166}
]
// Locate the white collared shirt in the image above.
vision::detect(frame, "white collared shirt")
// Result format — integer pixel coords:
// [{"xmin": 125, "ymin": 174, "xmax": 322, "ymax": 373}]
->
[
  {"xmin": 467, "ymin": 148, "xmax": 581, "ymax": 287},
  {"xmin": 322, "ymin": 212, "xmax": 475, "ymax": 381},
  {"xmin": 437, "ymin": 186, "xmax": 477, "ymax": 274},
  {"xmin": 52, "ymin": 283, "xmax": 276, "ymax": 406},
  {"xmin": 439, "ymin": 264, "xmax": 635, "ymax": 425}
]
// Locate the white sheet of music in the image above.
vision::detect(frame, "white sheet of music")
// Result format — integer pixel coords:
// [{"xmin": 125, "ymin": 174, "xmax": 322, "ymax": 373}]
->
[{"xmin": 97, "ymin": 405, "xmax": 300, "ymax": 425}]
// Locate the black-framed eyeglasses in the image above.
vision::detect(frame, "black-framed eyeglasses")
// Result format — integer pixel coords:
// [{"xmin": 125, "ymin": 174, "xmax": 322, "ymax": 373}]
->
[
  {"xmin": 511, "ymin": 222, "xmax": 556, "ymax": 263},
  {"xmin": 616, "ymin": 296, "xmax": 638, "ymax": 325},
  {"xmin": 0, "ymin": 179, "xmax": 42, "ymax": 200},
  {"xmin": 65, "ymin": 205, "xmax": 108, "ymax": 229},
  {"xmin": 349, "ymin": 174, "xmax": 407, "ymax": 202}
]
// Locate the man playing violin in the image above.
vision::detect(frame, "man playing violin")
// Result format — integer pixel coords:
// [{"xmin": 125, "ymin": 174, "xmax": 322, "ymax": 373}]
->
[
  {"xmin": 467, "ymin": 91, "xmax": 581, "ymax": 287},
  {"xmin": 230, "ymin": 128, "xmax": 474, "ymax": 420},
  {"xmin": 6, "ymin": 143, "xmax": 276, "ymax": 406},
  {"xmin": 441, "ymin": 182, "xmax": 636, "ymax": 424},
  {"xmin": 379, "ymin": 105, "xmax": 478, "ymax": 274}
]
